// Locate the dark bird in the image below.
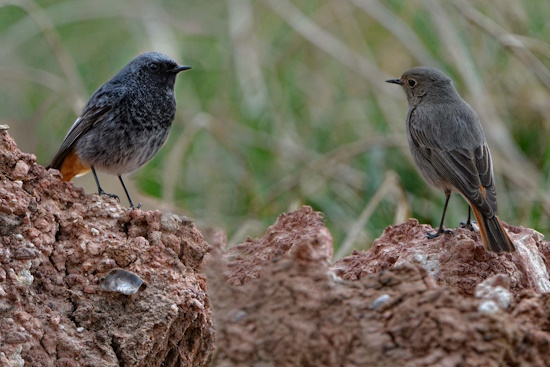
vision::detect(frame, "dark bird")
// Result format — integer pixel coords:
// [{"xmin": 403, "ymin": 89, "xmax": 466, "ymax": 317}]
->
[
  {"xmin": 47, "ymin": 52, "xmax": 191, "ymax": 208},
  {"xmin": 386, "ymin": 66, "xmax": 515, "ymax": 253}
]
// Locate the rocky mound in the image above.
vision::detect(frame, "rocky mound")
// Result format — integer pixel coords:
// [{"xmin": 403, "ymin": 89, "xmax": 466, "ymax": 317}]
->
[
  {"xmin": 0, "ymin": 125, "xmax": 213, "ymax": 367},
  {"xmin": 334, "ymin": 218, "xmax": 550, "ymax": 295},
  {"xmin": 208, "ymin": 207, "xmax": 550, "ymax": 367}
]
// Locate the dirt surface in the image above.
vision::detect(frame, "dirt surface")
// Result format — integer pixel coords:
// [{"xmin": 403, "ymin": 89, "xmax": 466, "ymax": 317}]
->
[
  {"xmin": 223, "ymin": 206, "xmax": 333, "ymax": 286},
  {"xmin": 2, "ymin": 127, "xmax": 550, "ymax": 367},
  {"xmin": 209, "ymin": 208, "xmax": 550, "ymax": 367},
  {"xmin": 333, "ymin": 219, "xmax": 550, "ymax": 296},
  {"xmin": 0, "ymin": 126, "xmax": 213, "ymax": 366}
]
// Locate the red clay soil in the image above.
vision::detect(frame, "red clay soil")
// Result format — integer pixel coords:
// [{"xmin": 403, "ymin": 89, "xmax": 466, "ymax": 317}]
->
[
  {"xmin": 208, "ymin": 207, "xmax": 550, "ymax": 367},
  {"xmin": 333, "ymin": 219, "xmax": 550, "ymax": 296},
  {"xmin": 0, "ymin": 126, "xmax": 213, "ymax": 366}
]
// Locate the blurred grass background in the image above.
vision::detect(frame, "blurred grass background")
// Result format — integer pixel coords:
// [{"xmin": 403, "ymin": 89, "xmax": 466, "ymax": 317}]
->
[{"xmin": 1, "ymin": 0, "xmax": 550, "ymax": 258}]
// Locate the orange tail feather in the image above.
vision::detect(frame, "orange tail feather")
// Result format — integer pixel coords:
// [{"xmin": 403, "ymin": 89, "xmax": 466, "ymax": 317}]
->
[
  {"xmin": 470, "ymin": 206, "xmax": 515, "ymax": 253},
  {"xmin": 53, "ymin": 150, "xmax": 90, "ymax": 182}
]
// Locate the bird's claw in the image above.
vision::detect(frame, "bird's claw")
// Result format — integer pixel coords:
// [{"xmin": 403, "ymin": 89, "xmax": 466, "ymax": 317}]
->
[
  {"xmin": 426, "ymin": 228, "xmax": 454, "ymax": 239},
  {"xmin": 98, "ymin": 190, "xmax": 120, "ymax": 203},
  {"xmin": 459, "ymin": 221, "xmax": 476, "ymax": 232}
]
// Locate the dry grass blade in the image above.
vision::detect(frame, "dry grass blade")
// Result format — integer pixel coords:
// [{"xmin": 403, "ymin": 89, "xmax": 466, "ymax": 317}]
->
[
  {"xmin": 228, "ymin": 0, "xmax": 268, "ymax": 117},
  {"xmin": 350, "ymin": 0, "xmax": 439, "ymax": 66},
  {"xmin": 335, "ymin": 171, "xmax": 400, "ymax": 260},
  {"xmin": 263, "ymin": 0, "xmax": 406, "ymax": 133},
  {"xmin": 453, "ymin": 0, "xmax": 550, "ymax": 90},
  {"xmin": 162, "ymin": 113, "xmax": 209, "ymax": 204},
  {"xmin": 512, "ymin": 35, "xmax": 550, "ymax": 60},
  {"xmin": 0, "ymin": 66, "xmax": 73, "ymax": 102},
  {"xmin": 137, "ymin": 0, "xmax": 180, "ymax": 56},
  {"xmin": 250, "ymin": 133, "xmax": 404, "ymax": 211},
  {"xmin": 1, "ymin": 0, "xmax": 86, "ymax": 114},
  {"xmin": 228, "ymin": 219, "xmax": 266, "ymax": 248}
]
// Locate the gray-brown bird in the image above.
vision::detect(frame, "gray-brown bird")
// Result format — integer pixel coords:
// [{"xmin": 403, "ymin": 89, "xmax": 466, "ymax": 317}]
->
[
  {"xmin": 47, "ymin": 52, "xmax": 190, "ymax": 208},
  {"xmin": 386, "ymin": 66, "xmax": 515, "ymax": 253}
]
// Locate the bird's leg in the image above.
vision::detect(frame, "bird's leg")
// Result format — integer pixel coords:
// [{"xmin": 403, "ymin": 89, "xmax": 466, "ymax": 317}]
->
[
  {"xmin": 92, "ymin": 166, "xmax": 119, "ymax": 202},
  {"xmin": 118, "ymin": 175, "xmax": 141, "ymax": 209},
  {"xmin": 459, "ymin": 206, "xmax": 476, "ymax": 231},
  {"xmin": 427, "ymin": 191, "xmax": 454, "ymax": 239}
]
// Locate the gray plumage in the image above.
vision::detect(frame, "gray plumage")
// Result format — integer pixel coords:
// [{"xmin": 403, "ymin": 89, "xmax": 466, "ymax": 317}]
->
[
  {"xmin": 386, "ymin": 66, "xmax": 515, "ymax": 253},
  {"xmin": 47, "ymin": 52, "xmax": 191, "ymax": 207}
]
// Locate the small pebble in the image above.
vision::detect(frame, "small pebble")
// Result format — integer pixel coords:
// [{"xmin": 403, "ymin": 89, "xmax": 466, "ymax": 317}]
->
[
  {"xmin": 478, "ymin": 300, "xmax": 500, "ymax": 314},
  {"xmin": 100, "ymin": 269, "xmax": 144, "ymax": 295},
  {"xmin": 12, "ymin": 160, "xmax": 30, "ymax": 180},
  {"xmin": 234, "ymin": 310, "xmax": 247, "ymax": 322},
  {"xmin": 371, "ymin": 294, "xmax": 391, "ymax": 310}
]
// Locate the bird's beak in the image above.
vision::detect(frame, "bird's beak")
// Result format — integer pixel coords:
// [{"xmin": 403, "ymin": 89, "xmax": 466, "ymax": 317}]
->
[
  {"xmin": 170, "ymin": 65, "xmax": 192, "ymax": 73},
  {"xmin": 385, "ymin": 78, "xmax": 403, "ymax": 85}
]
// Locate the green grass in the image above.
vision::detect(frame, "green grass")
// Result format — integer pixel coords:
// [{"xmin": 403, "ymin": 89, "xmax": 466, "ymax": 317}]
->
[{"xmin": 2, "ymin": 0, "xmax": 550, "ymax": 258}]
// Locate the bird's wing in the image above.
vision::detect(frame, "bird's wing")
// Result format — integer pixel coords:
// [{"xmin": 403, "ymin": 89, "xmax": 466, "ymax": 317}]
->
[
  {"xmin": 408, "ymin": 107, "xmax": 497, "ymax": 217},
  {"xmin": 48, "ymin": 85, "xmax": 127, "ymax": 170},
  {"xmin": 474, "ymin": 143, "xmax": 497, "ymax": 212}
]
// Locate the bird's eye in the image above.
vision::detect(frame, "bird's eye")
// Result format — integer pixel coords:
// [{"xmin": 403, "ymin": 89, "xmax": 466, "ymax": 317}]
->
[
  {"xmin": 148, "ymin": 62, "xmax": 159, "ymax": 71},
  {"xmin": 407, "ymin": 79, "xmax": 417, "ymax": 87}
]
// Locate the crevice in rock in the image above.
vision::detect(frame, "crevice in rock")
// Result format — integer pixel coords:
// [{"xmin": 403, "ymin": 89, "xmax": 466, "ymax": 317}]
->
[
  {"xmin": 121, "ymin": 220, "xmax": 130, "ymax": 239},
  {"xmin": 387, "ymin": 330, "xmax": 399, "ymax": 348},
  {"xmin": 111, "ymin": 337, "xmax": 125, "ymax": 367},
  {"xmin": 163, "ymin": 346, "xmax": 179, "ymax": 367},
  {"xmin": 65, "ymin": 274, "xmax": 80, "ymax": 329},
  {"xmin": 54, "ymin": 224, "xmax": 62, "ymax": 243}
]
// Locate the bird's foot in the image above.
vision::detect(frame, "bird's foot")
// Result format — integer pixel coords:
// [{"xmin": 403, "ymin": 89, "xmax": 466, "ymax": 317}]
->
[
  {"xmin": 459, "ymin": 220, "xmax": 476, "ymax": 232},
  {"xmin": 130, "ymin": 202, "xmax": 142, "ymax": 210},
  {"xmin": 98, "ymin": 189, "xmax": 120, "ymax": 203},
  {"xmin": 426, "ymin": 227, "xmax": 454, "ymax": 239}
]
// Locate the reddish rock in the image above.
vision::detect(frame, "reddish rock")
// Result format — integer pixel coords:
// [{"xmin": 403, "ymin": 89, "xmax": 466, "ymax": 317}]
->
[
  {"xmin": 333, "ymin": 219, "xmax": 550, "ymax": 296},
  {"xmin": 209, "ymin": 208, "xmax": 550, "ymax": 367},
  {"xmin": 224, "ymin": 206, "xmax": 333, "ymax": 285},
  {"xmin": 0, "ymin": 127, "xmax": 214, "ymax": 366}
]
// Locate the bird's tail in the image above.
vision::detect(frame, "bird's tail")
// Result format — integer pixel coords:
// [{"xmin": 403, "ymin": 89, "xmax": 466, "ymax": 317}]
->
[
  {"xmin": 46, "ymin": 149, "xmax": 90, "ymax": 182},
  {"xmin": 471, "ymin": 206, "xmax": 515, "ymax": 253}
]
